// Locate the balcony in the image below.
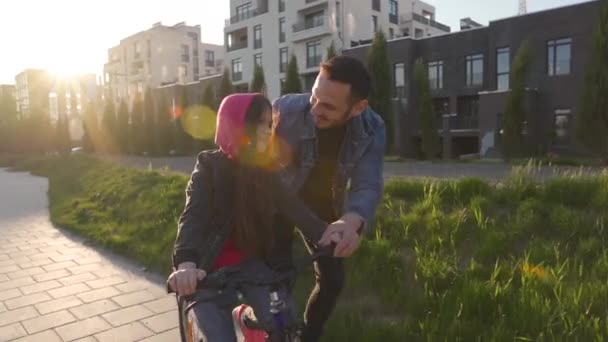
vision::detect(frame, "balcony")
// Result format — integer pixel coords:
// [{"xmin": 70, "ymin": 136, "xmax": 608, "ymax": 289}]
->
[
  {"xmin": 300, "ymin": 0, "xmax": 328, "ymax": 11},
  {"xmin": 225, "ymin": 4, "xmax": 268, "ymax": 26},
  {"xmin": 226, "ymin": 28, "xmax": 248, "ymax": 52},
  {"xmin": 449, "ymin": 115, "xmax": 479, "ymax": 130},
  {"xmin": 227, "ymin": 41, "xmax": 248, "ymax": 52},
  {"xmin": 400, "ymin": 12, "xmax": 451, "ymax": 33},
  {"xmin": 292, "ymin": 16, "xmax": 331, "ymax": 43}
]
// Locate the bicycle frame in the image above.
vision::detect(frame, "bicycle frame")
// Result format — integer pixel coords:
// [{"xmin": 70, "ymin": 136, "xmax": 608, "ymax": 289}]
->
[{"xmin": 171, "ymin": 246, "xmax": 333, "ymax": 342}]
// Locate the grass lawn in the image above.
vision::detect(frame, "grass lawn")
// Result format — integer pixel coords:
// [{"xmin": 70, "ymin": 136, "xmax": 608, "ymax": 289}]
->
[{"xmin": 3, "ymin": 154, "xmax": 608, "ymax": 340}]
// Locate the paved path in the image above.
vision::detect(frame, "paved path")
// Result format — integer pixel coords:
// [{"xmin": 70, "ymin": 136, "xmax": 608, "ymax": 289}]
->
[
  {"xmin": 98, "ymin": 154, "xmax": 604, "ymax": 182},
  {"xmin": 0, "ymin": 169, "xmax": 179, "ymax": 342}
]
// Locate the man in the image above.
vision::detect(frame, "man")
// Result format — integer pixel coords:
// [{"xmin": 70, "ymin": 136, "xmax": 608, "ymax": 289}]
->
[{"xmin": 272, "ymin": 55, "xmax": 386, "ymax": 341}]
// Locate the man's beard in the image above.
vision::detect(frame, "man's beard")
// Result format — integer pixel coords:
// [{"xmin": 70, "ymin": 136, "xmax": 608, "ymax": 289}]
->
[{"xmin": 317, "ymin": 105, "xmax": 353, "ymax": 128}]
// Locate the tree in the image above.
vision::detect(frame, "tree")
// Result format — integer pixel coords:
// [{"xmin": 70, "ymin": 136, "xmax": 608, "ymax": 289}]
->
[
  {"xmin": 155, "ymin": 94, "xmax": 173, "ymax": 155},
  {"xmin": 101, "ymin": 95, "xmax": 117, "ymax": 153},
  {"xmin": 414, "ymin": 59, "xmax": 441, "ymax": 160},
  {"xmin": 55, "ymin": 111, "xmax": 71, "ymax": 154},
  {"xmin": 576, "ymin": 0, "xmax": 608, "ymax": 161},
  {"xmin": 217, "ymin": 67, "xmax": 233, "ymax": 106},
  {"xmin": 250, "ymin": 64, "xmax": 267, "ymax": 94},
  {"xmin": 117, "ymin": 100, "xmax": 130, "ymax": 154},
  {"xmin": 130, "ymin": 94, "xmax": 145, "ymax": 154},
  {"xmin": 283, "ymin": 54, "xmax": 302, "ymax": 94},
  {"xmin": 368, "ymin": 30, "xmax": 393, "ymax": 151},
  {"xmin": 81, "ymin": 100, "xmax": 99, "ymax": 153},
  {"xmin": 502, "ymin": 41, "xmax": 532, "ymax": 160},
  {"xmin": 143, "ymin": 88, "xmax": 156, "ymax": 154},
  {"xmin": 175, "ymin": 87, "xmax": 193, "ymax": 155},
  {"xmin": 326, "ymin": 40, "xmax": 337, "ymax": 60},
  {"xmin": 202, "ymin": 84, "xmax": 216, "ymax": 112},
  {"xmin": 0, "ymin": 86, "xmax": 18, "ymax": 153}
]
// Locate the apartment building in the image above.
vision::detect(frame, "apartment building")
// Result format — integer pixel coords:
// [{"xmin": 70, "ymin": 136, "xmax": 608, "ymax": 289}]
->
[
  {"xmin": 343, "ymin": 0, "xmax": 600, "ymax": 159},
  {"xmin": 0, "ymin": 84, "xmax": 16, "ymax": 121},
  {"xmin": 14, "ymin": 69, "xmax": 53, "ymax": 118},
  {"xmin": 0, "ymin": 84, "xmax": 15, "ymax": 98},
  {"xmin": 224, "ymin": 0, "xmax": 450, "ymax": 100},
  {"xmin": 103, "ymin": 22, "xmax": 224, "ymax": 107}
]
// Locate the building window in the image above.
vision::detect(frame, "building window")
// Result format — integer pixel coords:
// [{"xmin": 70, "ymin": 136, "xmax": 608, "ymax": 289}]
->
[
  {"xmin": 336, "ymin": 1, "xmax": 341, "ymax": 28},
  {"xmin": 181, "ymin": 44, "xmax": 190, "ymax": 63},
  {"xmin": 254, "ymin": 25, "xmax": 262, "ymax": 49},
  {"xmin": 372, "ymin": 0, "xmax": 380, "ymax": 11},
  {"xmin": 254, "ymin": 53, "xmax": 263, "ymax": 67},
  {"xmin": 554, "ymin": 109, "xmax": 571, "ymax": 145},
  {"xmin": 372, "ymin": 16, "xmax": 378, "ymax": 34},
  {"xmin": 466, "ymin": 53, "xmax": 484, "ymax": 87},
  {"xmin": 279, "ymin": 0, "xmax": 285, "ymax": 12},
  {"xmin": 236, "ymin": 3, "xmax": 252, "ymax": 21},
  {"xmin": 415, "ymin": 28, "xmax": 424, "ymax": 38},
  {"xmin": 389, "ymin": 28, "xmax": 394, "ymax": 39},
  {"xmin": 232, "ymin": 58, "xmax": 242, "ymax": 81},
  {"xmin": 178, "ymin": 65, "xmax": 188, "ymax": 83},
  {"xmin": 548, "ymin": 38, "xmax": 572, "ymax": 76},
  {"xmin": 279, "ymin": 17, "xmax": 286, "ymax": 43},
  {"xmin": 134, "ymin": 42, "xmax": 141, "ymax": 59},
  {"xmin": 205, "ymin": 50, "xmax": 215, "ymax": 67},
  {"xmin": 389, "ymin": 0, "xmax": 398, "ymax": 24},
  {"xmin": 456, "ymin": 96, "xmax": 480, "ymax": 129},
  {"xmin": 496, "ymin": 47, "xmax": 510, "ymax": 91},
  {"xmin": 280, "ymin": 79, "xmax": 286, "ymax": 94},
  {"xmin": 146, "ymin": 40, "xmax": 151, "ymax": 58},
  {"xmin": 280, "ymin": 48, "xmax": 288, "ymax": 73},
  {"xmin": 307, "ymin": 40, "xmax": 322, "ymax": 68},
  {"xmin": 393, "ymin": 63, "xmax": 405, "ymax": 98},
  {"xmin": 428, "ymin": 61, "xmax": 443, "ymax": 90}
]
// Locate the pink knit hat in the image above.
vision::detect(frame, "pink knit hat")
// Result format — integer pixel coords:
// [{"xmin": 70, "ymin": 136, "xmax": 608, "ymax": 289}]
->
[{"xmin": 214, "ymin": 93, "xmax": 262, "ymax": 159}]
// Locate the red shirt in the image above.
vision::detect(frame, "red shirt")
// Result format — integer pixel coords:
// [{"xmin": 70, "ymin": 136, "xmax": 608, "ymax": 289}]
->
[{"xmin": 209, "ymin": 236, "xmax": 244, "ymax": 271}]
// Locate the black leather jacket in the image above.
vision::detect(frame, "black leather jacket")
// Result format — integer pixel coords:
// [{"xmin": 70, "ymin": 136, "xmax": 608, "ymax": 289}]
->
[{"xmin": 172, "ymin": 150, "xmax": 328, "ymax": 271}]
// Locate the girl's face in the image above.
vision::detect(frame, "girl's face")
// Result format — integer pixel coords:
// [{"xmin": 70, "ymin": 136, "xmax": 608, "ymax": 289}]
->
[{"xmin": 255, "ymin": 106, "xmax": 273, "ymax": 153}]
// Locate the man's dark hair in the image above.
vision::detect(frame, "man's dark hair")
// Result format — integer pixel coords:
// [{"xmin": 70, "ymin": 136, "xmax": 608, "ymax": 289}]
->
[{"xmin": 320, "ymin": 55, "xmax": 371, "ymax": 101}]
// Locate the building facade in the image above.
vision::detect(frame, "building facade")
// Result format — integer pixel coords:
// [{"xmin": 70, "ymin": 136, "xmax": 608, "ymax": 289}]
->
[
  {"xmin": 14, "ymin": 69, "xmax": 53, "ymax": 118},
  {"xmin": 344, "ymin": 0, "xmax": 600, "ymax": 159},
  {"xmin": 103, "ymin": 22, "xmax": 224, "ymax": 108},
  {"xmin": 224, "ymin": 0, "xmax": 450, "ymax": 100},
  {"xmin": 0, "ymin": 84, "xmax": 17, "ymax": 121}
]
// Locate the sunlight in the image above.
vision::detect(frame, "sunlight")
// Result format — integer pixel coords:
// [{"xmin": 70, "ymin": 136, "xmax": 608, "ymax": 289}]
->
[{"xmin": 49, "ymin": 62, "xmax": 84, "ymax": 80}]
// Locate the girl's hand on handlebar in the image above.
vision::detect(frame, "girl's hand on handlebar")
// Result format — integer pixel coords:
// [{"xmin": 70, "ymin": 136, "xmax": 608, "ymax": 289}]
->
[{"xmin": 168, "ymin": 263, "xmax": 207, "ymax": 296}]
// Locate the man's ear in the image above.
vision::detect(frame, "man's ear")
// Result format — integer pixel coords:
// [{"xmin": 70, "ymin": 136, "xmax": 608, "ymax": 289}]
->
[{"xmin": 349, "ymin": 99, "xmax": 368, "ymax": 118}]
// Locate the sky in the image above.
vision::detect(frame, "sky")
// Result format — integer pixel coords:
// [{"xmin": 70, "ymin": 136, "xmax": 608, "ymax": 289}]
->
[{"xmin": 0, "ymin": 0, "xmax": 592, "ymax": 84}]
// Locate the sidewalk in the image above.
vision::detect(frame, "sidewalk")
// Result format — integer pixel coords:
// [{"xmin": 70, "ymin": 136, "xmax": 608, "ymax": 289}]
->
[{"xmin": 0, "ymin": 169, "xmax": 179, "ymax": 342}]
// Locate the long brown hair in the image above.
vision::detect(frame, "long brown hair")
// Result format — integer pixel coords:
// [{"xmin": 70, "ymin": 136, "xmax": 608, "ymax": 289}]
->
[{"xmin": 233, "ymin": 95, "xmax": 277, "ymax": 258}]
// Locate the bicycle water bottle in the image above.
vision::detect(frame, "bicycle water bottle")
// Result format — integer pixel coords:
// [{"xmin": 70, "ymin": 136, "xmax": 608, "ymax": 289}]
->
[{"xmin": 269, "ymin": 291, "xmax": 285, "ymax": 330}]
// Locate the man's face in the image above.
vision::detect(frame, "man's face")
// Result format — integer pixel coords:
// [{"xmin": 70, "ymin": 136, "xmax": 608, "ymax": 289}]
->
[{"xmin": 309, "ymin": 70, "xmax": 367, "ymax": 129}]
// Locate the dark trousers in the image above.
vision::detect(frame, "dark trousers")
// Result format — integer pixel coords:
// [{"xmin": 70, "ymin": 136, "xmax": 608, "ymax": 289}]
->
[{"xmin": 271, "ymin": 216, "xmax": 345, "ymax": 342}]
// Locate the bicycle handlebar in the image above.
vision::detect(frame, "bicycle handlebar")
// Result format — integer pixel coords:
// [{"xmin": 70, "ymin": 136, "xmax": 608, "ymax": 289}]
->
[{"xmin": 168, "ymin": 243, "xmax": 335, "ymax": 295}]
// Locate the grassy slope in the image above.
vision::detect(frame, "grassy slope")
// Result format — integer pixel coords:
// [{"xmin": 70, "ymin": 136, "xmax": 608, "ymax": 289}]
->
[
  {"xmin": 4, "ymin": 155, "xmax": 608, "ymax": 340},
  {"xmin": 7, "ymin": 155, "xmax": 187, "ymax": 274}
]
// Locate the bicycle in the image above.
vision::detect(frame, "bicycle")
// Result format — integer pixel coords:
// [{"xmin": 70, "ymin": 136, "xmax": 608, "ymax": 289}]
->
[{"xmin": 168, "ymin": 245, "xmax": 334, "ymax": 342}]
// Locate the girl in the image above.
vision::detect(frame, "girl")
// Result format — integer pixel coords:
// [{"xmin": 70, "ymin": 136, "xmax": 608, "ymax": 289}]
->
[{"xmin": 168, "ymin": 93, "xmax": 329, "ymax": 341}]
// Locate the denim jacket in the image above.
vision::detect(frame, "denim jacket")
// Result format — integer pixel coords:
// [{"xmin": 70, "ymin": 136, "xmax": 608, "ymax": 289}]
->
[{"xmin": 272, "ymin": 94, "xmax": 386, "ymax": 233}]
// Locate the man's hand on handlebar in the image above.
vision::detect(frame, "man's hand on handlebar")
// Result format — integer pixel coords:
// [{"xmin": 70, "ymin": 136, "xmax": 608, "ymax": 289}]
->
[
  {"xmin": 318, "ymin": 217, "xmax": 362, "ymax": 258},
  {"xmin": 168, "ymin": 262, "xmax": 207, "ymax": 296}
]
